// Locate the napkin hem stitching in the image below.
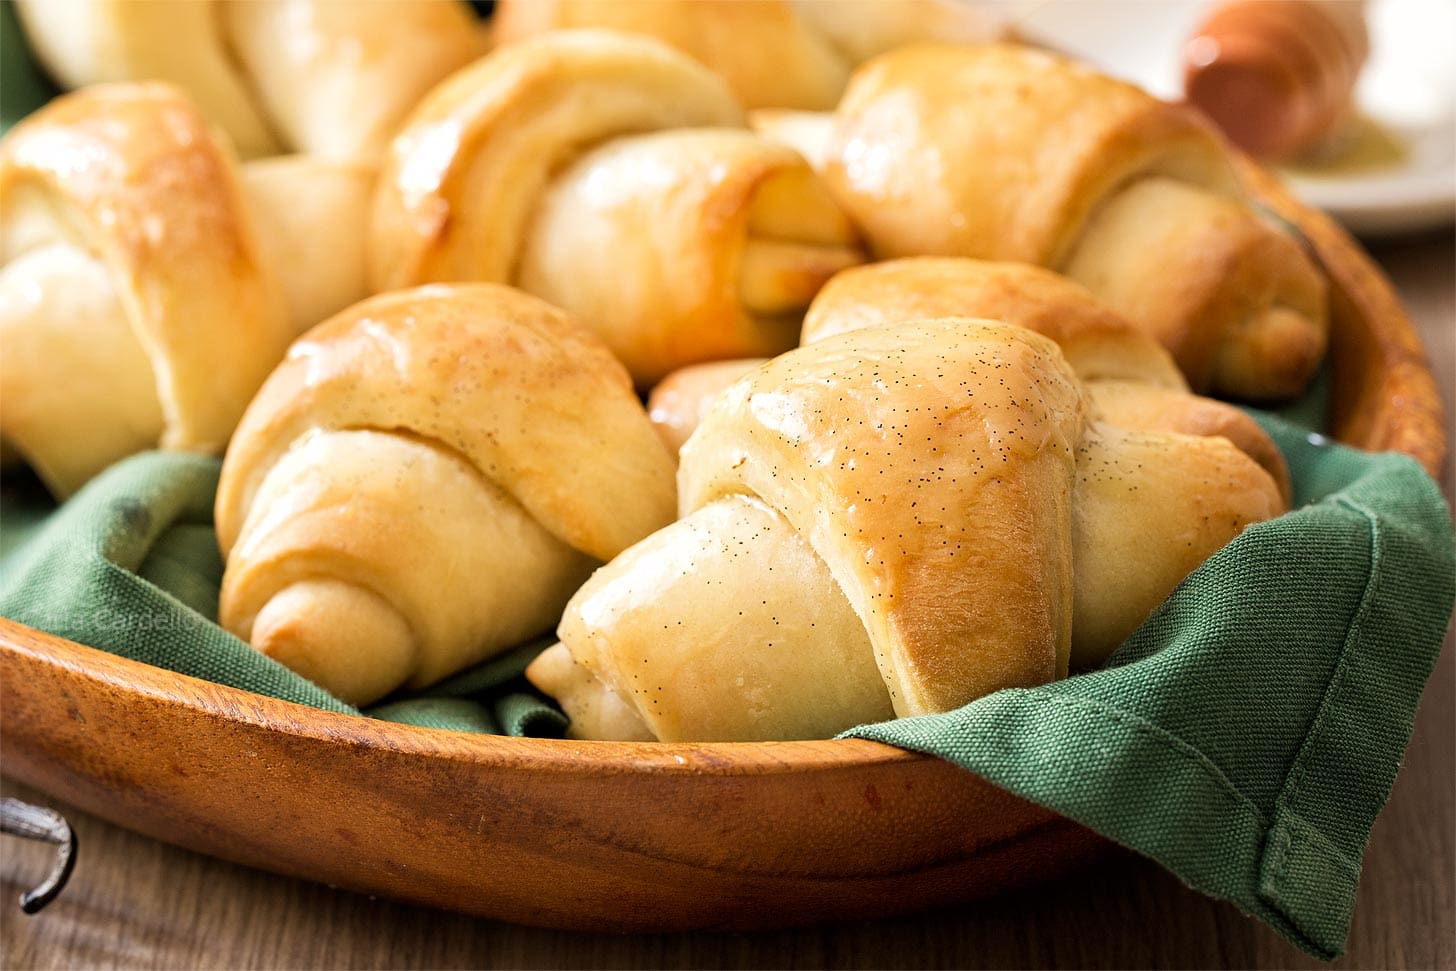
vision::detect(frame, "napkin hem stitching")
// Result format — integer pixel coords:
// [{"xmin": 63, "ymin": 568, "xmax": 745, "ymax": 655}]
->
[{"xmin": 1270, "ymin": 496, "xmax": 1379, "ymax": 875}]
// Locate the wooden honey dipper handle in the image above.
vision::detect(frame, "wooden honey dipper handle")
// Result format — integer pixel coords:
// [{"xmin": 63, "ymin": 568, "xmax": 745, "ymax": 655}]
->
[{"xmin": 1184, "ymin": 0, "xmax": 1370, "ymax": 161}]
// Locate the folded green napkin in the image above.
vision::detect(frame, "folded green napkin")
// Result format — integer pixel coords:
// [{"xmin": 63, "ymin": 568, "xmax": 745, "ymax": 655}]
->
[
  {"xmin": 850, "ymin": 416, "xmax": 1454, "ymax": 960},
  {"xmin": 0, "ymin": 4, "xmax": 56, "ymax": 135},
  {"xmin": 0, "ymin": 415, "xmax": 1449, "ymax": 959},
  {"xmin": 0, "ymin": 458, "xmax": 567, "ymax": 737}
]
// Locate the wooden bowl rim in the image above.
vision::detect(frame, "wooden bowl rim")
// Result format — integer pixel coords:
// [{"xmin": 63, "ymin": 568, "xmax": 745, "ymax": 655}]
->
[{"xmin": 0, "ymin": 617, "xmax": 922, "ymax": 774}]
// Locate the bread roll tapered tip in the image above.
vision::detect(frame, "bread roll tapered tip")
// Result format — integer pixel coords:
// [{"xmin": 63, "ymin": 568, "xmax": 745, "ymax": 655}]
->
[{"xmin": 249, "ymin": 579, "xmax": 417, "ymax": 708}]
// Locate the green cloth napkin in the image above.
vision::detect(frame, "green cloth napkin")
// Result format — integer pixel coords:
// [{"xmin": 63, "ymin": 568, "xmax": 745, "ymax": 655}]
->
[
  {"xmin": 0, "ymin": 455, "xmax": 568, "ymax": 735},
  {"xmin": 0, "ymin": 416, "xmax": 1450, "ymax": 960},
  {"xmin": 0, "ymin": 2, "xmax": 57, "ymax": 135},
  {"xmin": 849, "ymin": 417, "xmax": 1454, "ymax": 960}
]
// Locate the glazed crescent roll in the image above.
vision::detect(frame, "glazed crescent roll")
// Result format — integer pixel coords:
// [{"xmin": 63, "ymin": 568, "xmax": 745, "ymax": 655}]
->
[
  {"xmin": 372, "ymin": 30, "xmax": 863, "ymax": 385},
  {"xmin": 754, "ymin": 43, "xmax": 1329, "ymax": 402},
  {"xmin": 238, "ymin": 154, "xmax": 375, "ymax": 337},
  {"xmin": 492, "ymin": 0, "xmax": 1004, "ymax": 110},
  {"xmin": 1084, "ymin": 379, "xmax": 1292, "ymax": 507},
  {"xmin": 0, "ymin": 83, "xmax": 383, "ymax": 495},
  {"xmin": 14, "ymin": 0, "xmax": 485, "ymax": 160},
  {"xmin": 643, "ymin": 256, "xmax": 1183, "ymax": 453},
  {"xmin": 0, "ymin": 83, "xmax": 291, "ymax": 497},
  {"xmin": 803, "ymin": 258, "xmax": 1189, "ymax": 388},
  {"xmin": 648, "ymin": 358, "xmax": 771, "ymax": 455},
  {"xmin": 802, "ymin": 258, "xmax": 1292, "ymax": 501},
  {"xmin": 530, "ymin": 319, "xmax": 1286, "ymax": 741},
  {"xmin": 647, "ymin": 258, "xmax": 1292, "ymax": 502},
  {"xmin": 216, "ymin": 284, "xmax": 677, "ymax": 706}
]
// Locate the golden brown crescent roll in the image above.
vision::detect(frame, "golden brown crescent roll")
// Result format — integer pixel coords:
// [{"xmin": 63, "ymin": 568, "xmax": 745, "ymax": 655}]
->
[
  {"xmin": 1086, "ymin": 381, "xmax": 1292, "ymax": 507},
  {"xmin": 802, "ymin": 257, "xmax": 1293, "ymax": 500},
  {"xmin": 372, "ymin": 30, "xmax": 863, "ymax": 386},
  {"xmin": 802, "ymin": 258, "xmax": 1189, "ymax": 388},
  {"xmin": 749, "ymin": 108, "xmax": 836, "ymax": 169},
  {"xmin": 238, "ymin": 155, "xmax": 376, "ymax": 337},
  {"xmin": 0, "ymin": 83, "xmax": 291, "ymax": 497},
  {"xmin": 492, "ymin": 0, "xmax": 1004, "ymax": 111},
  {"xmin": 648, "ymin": 358, "xmax": 770, "ymax": 455},
  {"xmin": 529, "ymin": 319, "xmax": 1285, "ymax": 741},
  {"xmin": 647, "ymin": 257, "xmax": 1292, "ymax": 500},
  {"xmin": 755, "ymin": 43, "xmax": 1329, "ymax": 402},
  {"xmin": 14, "ymin": 0, "xmax": 485, "ymax": 160},
  {"xmin": 215, "ymin": 284, "xmax": 677, "ymax": 706},
  {"xmin": 1060, "ymin": 178, "xmax": 1327, "ymax": 400}
]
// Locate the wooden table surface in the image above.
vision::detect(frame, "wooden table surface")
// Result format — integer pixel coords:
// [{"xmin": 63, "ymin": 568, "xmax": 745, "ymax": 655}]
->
[{"xmin": 2, "ymin": 233, "xmax": 1452, "ymax": 971}]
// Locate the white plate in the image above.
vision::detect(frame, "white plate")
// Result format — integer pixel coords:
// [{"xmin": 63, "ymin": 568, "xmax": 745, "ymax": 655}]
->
[{"xmin": 998, "ymin": 0, "xmax": 1456, "ymax": 236}]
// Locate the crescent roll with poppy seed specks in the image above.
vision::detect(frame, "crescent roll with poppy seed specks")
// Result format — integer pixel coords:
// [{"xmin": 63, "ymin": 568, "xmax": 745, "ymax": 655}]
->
[
  {"xmin": 530, "ymin": 319, "xmax": 1285, "ymax": 741},
  {"xmin": 646, "ymin": 258, "xmax": 1292, "ymax": 503}
]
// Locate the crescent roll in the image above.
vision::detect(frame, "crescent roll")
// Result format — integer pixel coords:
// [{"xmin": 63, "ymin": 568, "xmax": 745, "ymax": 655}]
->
[
  {"xmin": 372, "ymin": 30, "xmax": 863, "ymax": 386},
  {"xmin": 803, "ymin": 258, "xmax": 1189, "ymax": 388},
  {"xmin": 238, "ymin": 154, "xmax": 375, "ymax": 337},
  {"xmin": 530, "ymin": 319, "xmax": 1286, "ymax": 741},
  {"xmin": 0, "ymin": 83, "xmax": 291, "ymax": 497},
  {"xmin": 754, "ymin": 43, "xmax": 1329, "ymax": 402},
  {"xmin": 14, "ymin": 0, "xmax": 485, "ymax": 160},
  {"xmin": 648, "ymin": 358, "xmax": 771, "ymax": 455},
  {"xmin": 215, "ymin": 284, "xmax": 677, "ymax": 705},
  {"xmin": 802, "ymin": 258, "xmax": 1292, "ymax": 501},
  {"xmin": 647, "ymin": 258, "xmax": 1292, "ymax": 501},
  {"xmin": 492, "ymin": 0, "xmax": 1004, "ymax": 110}
]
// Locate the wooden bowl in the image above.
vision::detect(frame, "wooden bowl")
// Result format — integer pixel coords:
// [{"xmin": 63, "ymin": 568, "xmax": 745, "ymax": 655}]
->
[{"xmin": 0, "ymin": 169, "xmax": 1445, "ymax": 931}]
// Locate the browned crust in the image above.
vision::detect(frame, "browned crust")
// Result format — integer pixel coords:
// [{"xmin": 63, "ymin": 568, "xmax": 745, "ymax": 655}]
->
[
  {"xmin": 1239, "ymin": 157, "xmax": 1447, "ymax": 476},
  {"xmin": 214, "ymin": 282, "xmax": 676, "ymax": 563},
  {"xmin": 0, "ymin": 82, "xmax": 289, "ymax": 453}
]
